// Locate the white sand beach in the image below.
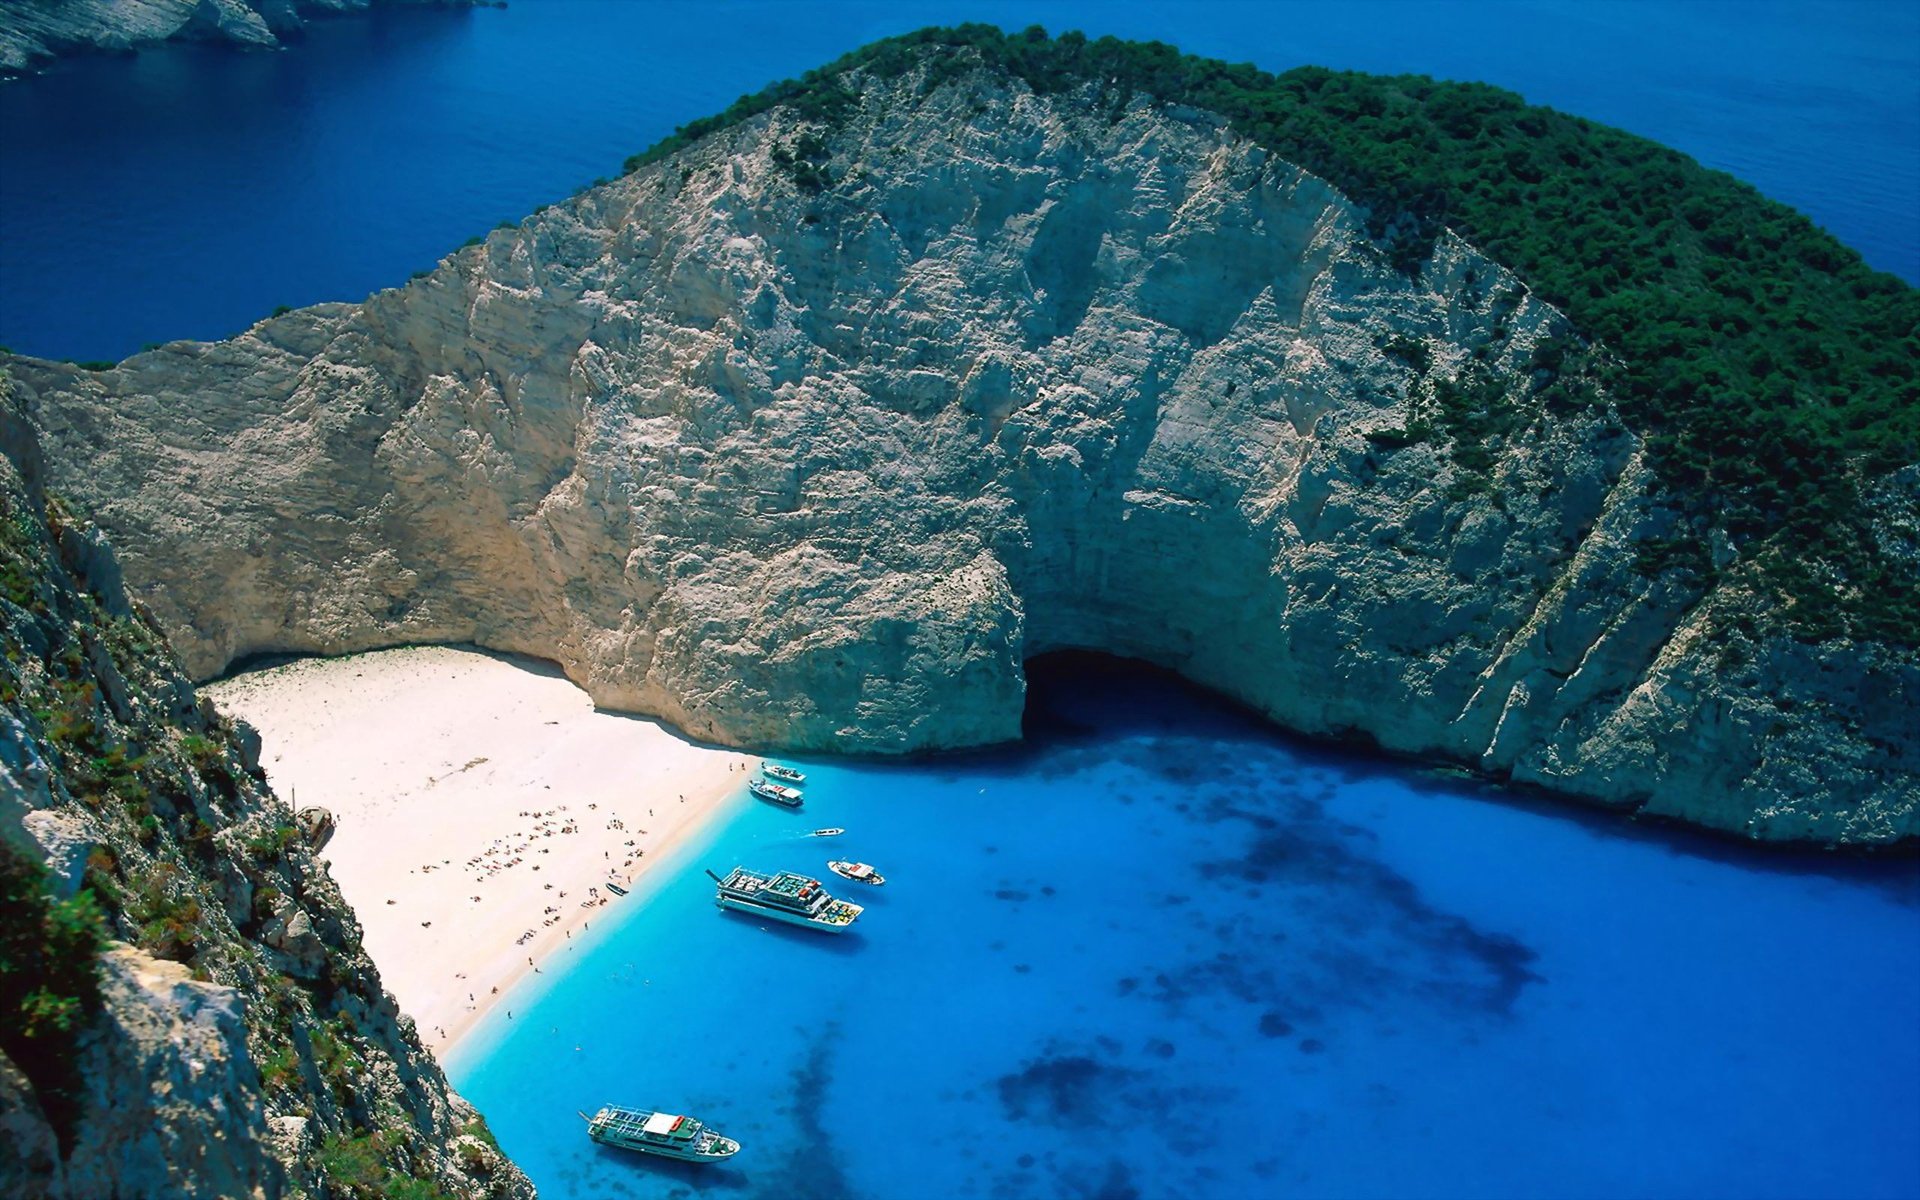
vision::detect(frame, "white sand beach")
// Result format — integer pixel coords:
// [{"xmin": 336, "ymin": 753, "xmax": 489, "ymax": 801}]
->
[{"xmin": 205, "ymin": 646, "xmax": 754, "ymax": 1053}]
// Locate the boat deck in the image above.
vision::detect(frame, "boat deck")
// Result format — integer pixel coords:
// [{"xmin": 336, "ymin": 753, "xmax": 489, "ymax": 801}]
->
[
  {"xmin": 593, "ymin": 1107, "xmax": 691, "ymax": 1143},
  {"xmin": 762, "ymin": 872, "xmax": 818, "ymax": 903}
]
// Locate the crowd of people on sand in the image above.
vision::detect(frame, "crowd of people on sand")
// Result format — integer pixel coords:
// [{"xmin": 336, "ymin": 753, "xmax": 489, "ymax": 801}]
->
[
  {"xmin": 393, "ymin": 762, "xmax": 758, "ymax": 1047},
  {"xmin": 454, "ymin": 806, "xmax": 584, "ymax": 880},
  {"xmin": 400, "ymin": 794, "xmax": 678, "ymax": 1025}
]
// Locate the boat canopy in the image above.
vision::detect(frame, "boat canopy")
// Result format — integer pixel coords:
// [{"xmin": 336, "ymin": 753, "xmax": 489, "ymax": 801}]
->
[{"xmin": 643, "ymin": 1112, "xmax": 688, "ymax": 1137}]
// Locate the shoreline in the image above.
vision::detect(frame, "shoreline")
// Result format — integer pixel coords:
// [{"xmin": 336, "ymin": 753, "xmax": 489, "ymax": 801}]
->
[{"xmin": 205, "ymin": 645, "xmax": 760, "ymax": 1055}]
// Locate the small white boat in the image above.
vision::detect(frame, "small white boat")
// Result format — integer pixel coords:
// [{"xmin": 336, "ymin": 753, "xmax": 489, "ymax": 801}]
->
[
  {"xmin": 827, "ymin": 860, "xmax": 886, "ymax": 886},
  {"xmin": 807, "ymin": 828, "xmax": 844, "ymax": 838},
  {"xmin": 762, "ymin": 763, "xmax": 807, "ymax": 785}
]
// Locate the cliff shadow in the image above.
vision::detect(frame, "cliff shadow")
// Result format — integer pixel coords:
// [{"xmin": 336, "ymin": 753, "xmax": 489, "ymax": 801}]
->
[{"xmin": 1017, "ymin": 650, "xmax": 1920, "ymax": 901}]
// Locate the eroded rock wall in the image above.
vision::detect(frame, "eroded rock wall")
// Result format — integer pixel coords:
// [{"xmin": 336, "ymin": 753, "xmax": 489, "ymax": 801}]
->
[
  {"xmin": 0, "ymin": 382, "xmax": 528, "ymax": 1198},
  {"xmin": 10, "ymin": 65, "xmax": 1916, "ymax": 843}
]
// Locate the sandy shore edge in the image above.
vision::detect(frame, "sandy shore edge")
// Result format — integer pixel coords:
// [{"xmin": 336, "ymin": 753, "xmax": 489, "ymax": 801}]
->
[{"xmin": 205, "ymin": 645, "xmax": 759, "ymax": 1054}]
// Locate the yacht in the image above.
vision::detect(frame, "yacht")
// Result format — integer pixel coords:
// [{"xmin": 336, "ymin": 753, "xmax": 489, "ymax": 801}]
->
[
  {"xmin": 827, "ymin": 860, "xmax": 886, "ymax": 886},
  {"xmin": 749, "ymin": 779, "xmax": 803, "ymax": 807},
  {"xmin": 707, "ymin": 866, "xmax": 862, "ymax": 932}
]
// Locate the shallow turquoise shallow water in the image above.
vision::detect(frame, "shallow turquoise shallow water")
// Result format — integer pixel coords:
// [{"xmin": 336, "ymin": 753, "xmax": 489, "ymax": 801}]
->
[{"xmin": 447, "ymin": 664, "xmax": 1920, "ymax": 1199}]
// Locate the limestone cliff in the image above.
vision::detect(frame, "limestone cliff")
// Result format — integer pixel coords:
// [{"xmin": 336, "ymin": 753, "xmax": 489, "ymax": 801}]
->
[
  {"xmin": 0, "ymin": 384, "xmax": 527, "ymax": 1197},
  {"xmin": 8, "ymin": 60, "xmax": 1916, "ymax": 844},
  {"xmin": 0, "ymin": 0, "xmax": 487, "ymax": 79}
]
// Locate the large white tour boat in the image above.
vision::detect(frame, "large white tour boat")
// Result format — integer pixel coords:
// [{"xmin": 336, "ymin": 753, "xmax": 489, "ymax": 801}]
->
[
  {"xmin": 749, "ymin": 779, "xmax": 804, "ymax": 807},
  {"xmin": 708, "ymin": 866, "xmax": 862, "ymax": 932},
  {"xmin": 584, "ymin": 1106, "xmax": 739, "ymax": 1163}
]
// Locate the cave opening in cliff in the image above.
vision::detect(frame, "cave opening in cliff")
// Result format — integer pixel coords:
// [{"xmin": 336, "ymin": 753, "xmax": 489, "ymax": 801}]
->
[{"xmin": 1020, "ymin": 650, "xmax": 1266, "ymax": 744}]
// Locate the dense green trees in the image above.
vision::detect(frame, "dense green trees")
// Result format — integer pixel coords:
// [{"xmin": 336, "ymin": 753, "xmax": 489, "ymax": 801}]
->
[{"xmin": 626, "ymin": 24, "xmax": 1918, "ymax": 645}]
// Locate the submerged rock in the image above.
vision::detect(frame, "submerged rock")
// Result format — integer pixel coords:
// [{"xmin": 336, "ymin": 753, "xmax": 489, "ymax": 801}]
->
[{"xmin": 7, "ymin": 58, "xmax": 1915, "ymax": 844}]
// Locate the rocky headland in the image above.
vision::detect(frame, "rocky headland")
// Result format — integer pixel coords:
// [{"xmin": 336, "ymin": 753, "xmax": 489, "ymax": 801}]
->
[
  {"xmin": 6, "ymin": 39, "xmax": 1916, "ymax": 847},
  {"xmin": 0, "ymin": 0, "xmax": 490, "ymax": 79},
  {"xmin": 1, "ymin": 379, "xmax": 527, "ymax": 1197}
]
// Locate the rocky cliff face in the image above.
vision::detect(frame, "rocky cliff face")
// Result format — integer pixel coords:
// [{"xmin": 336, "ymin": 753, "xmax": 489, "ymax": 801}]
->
[
  {"xmin": 0, "ymin": 0, "xmax": 482, "ymax": 78},
  {"xmin": 0, "ymin": 383, "xmax": 527, "ymax": 1198},
  {"xmin": 8, "ymin": 63, "xmax": 1915, "ymax": 844}
]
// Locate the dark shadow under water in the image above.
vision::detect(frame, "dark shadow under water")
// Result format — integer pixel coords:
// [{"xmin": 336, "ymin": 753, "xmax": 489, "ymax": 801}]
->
[{"xmin": 1012, "ymin": 651, "xmax": 1920, "ymax": 901}]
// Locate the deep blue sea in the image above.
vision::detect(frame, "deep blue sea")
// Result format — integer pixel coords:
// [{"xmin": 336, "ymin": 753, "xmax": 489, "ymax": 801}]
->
[
  {"xmin": 0, "ymin": 0, "xmax": 1916, "ymax": 361},
  {"xmin": 446, "ymin": 660, "xmax": 1920, "ymax": 1200}
]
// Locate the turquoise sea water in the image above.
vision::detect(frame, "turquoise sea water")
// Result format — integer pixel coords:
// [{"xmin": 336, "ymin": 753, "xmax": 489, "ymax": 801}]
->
[
  {"xmin": 447, "ymin": 661, "xmax": 1920, "ymax": 1200},
  {"xmin": 1, "ymin": 0, "xmax": 1916, "ymax": 360}
]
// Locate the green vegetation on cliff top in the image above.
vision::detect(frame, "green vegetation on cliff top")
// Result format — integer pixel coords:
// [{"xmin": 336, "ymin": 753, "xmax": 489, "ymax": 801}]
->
[{"xmin": 627, "ymin": 24, "xmax": 1919, "ymax": 647}]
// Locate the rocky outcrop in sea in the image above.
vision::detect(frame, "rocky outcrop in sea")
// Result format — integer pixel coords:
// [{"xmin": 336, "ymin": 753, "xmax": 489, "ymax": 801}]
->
[
  {"xmin": 7, "ymin": 60, "xmax": 1915, "ymax": 844},
  {"xmin": 0, "ymin": 0, "xmax": 487, "ymax": 79},
  {"xmin": 0, "ymin": 379, "xmax": 527, "ymax": 1198}
]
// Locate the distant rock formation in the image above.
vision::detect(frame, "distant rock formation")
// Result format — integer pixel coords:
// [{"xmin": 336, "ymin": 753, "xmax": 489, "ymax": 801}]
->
[
  {"xmin": 0, "ymin": 380, "xmax": 527, "ymax": 1198},
  {"xmin": 0, "ymin": 0, "xmax": 488, "ymax": 79},
  {"xmin": 8, "ymin": 61, "xmax": 1915, "ymax": 844}
]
